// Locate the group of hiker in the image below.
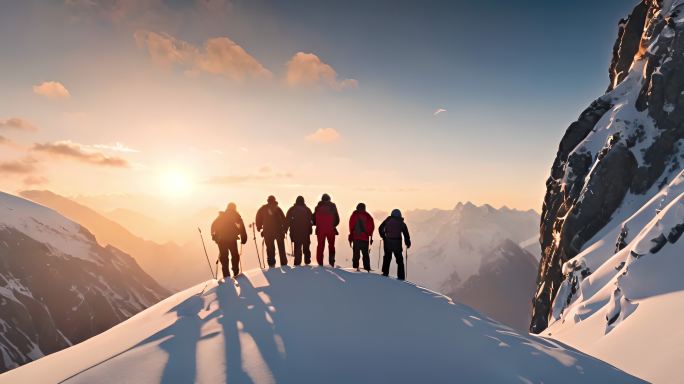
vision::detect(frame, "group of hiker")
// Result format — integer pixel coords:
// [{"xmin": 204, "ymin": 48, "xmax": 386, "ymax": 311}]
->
[{"xmin": 210, "ymin": 194, "xmax": 411, "ymax": 281}]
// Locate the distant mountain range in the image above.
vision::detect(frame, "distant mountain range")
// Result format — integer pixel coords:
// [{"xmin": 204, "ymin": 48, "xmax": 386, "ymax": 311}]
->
[{"xmin": 376, "ymin": 202, "xmax": 540, "ymax": 330}]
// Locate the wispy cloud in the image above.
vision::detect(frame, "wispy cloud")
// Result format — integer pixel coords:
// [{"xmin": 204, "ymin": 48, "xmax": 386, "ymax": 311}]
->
[
  {"xmin": 32, "ymin": 140, "xmax": 129, "ymax": 167},
  {"xmin": 134, "ymin": 30, "xmax": 272, "ymax": 81},
  {"xmin": 0, "ymin": 117, "xmax": 38, "ymax": 132},
  {"xmin": 205, "ymin": 171, "xmax": 293, "ymax": 185},
  {"xmin": 22, "ymin": 175, "xmax": 49, "ymax": 186},
  {"xmin": 33, "ymin": 81, "xmax": 71, "ymax": 99},
  {"xmin": 306, "ymin": 128, "xmax": 341, "ymax": 143},
  {"xmin": 285, "ymin": 52, "xmax": 357, "ymax": 91},
  {"xmin": 0, "ymin": 157, "xmax": 38, "ymax": 174},
  {"xmin": 433, "ymin": 108, "xmax": 447, "ymax": 116},
  {"xmin": 91, "ymin": 142, "xmax": 140, "ymax": 153}
]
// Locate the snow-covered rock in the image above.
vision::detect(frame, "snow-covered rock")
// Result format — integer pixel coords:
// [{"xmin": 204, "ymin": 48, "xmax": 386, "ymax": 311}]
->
[
  {"xmin": 544, "ymin": 171, "xmax": 684, "ymax": 383},
  {"xmin": 533, "ymin": 1, "xmax": 684, "ymax": 382},
  {"xmin": 0, "ymin": 268, "xmax": 643, "ymax": 384},
  {"xmin": 0, "ymin": 191, "xmax": 167, "ymax": 373},
  {"xmin": 533, "ymin": 0, "xmax": 684, "ymax": 331}
]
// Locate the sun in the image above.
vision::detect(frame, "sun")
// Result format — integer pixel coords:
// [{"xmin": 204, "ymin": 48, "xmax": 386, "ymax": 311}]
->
[{"xmin": 161, "ymin": 170, "xmax": 192, "ymax": 198}]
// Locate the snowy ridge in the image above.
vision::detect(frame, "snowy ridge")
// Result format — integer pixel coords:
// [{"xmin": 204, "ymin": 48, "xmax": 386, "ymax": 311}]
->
[
  {"xmin": 0, "ymin": 192, "xmax": 96, "ymax": 262},
  {"xmin": 0, "ymin": 191, "xmax": 167, "ymax": 372},
  {"xmin": 0, "ymin": 268, "xmax": 644, "ymax": 384}
]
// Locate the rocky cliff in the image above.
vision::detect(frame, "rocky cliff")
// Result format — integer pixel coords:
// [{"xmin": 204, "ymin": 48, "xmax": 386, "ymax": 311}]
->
[{"xmin": 532, "ymin": 0, "xmax": 684, "ymax": 333}]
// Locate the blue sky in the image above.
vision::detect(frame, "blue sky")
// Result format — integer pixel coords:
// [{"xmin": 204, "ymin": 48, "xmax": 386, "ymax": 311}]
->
[{"xmin": 0, "ymin": 0, "xmax": 633, "ymax": 215}]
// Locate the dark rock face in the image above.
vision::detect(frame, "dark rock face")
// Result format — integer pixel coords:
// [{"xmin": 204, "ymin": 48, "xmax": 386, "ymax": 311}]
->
[
  {"xmin": 0, "ymin": 226, "xmax": 167, "ymax": 372},
  {"xmin": 609, "ymin": 1, "xmax": 649, "ymax": 91},
  {"xmin": 531, "ymin": 0, "xmax": 684, "ymax": 333}
]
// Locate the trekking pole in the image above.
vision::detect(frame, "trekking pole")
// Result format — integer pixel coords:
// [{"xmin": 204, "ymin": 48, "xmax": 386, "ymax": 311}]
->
[
  {"xmin": 197, "ymin": 227, "xmax": 215, "ymax": 280},
  {"xmin": 377, "ymin": 239, "xmax": 382, "ymax": 270},
  {"xmin": 239, "ymin": 242, "xmax": 243, "ymax": 274},
  {"xmin": 261, "ymin": 238, "xmax": 265, "ymax": 267},
  {"xmin": 249, "ymin": 223, "xmax": 264, "ymax": 269},
  {"xmin": 405, "ymin": 247, "xmax": 409, "ymax": 279}
]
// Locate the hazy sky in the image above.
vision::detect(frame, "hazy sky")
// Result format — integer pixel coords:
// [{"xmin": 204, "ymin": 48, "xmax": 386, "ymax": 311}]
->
[{"xmin": 0, "ymin": 0, "xmax": 631, "ymax": 218}]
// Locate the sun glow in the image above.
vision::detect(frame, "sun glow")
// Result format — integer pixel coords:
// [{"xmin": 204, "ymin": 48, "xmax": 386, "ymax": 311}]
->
[{"xmin": 161, "ymin": 170, "xmax": 192, "ymax": 198}]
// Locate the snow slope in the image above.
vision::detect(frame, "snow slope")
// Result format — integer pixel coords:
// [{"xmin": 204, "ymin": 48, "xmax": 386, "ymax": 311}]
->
[
  {"xmin": 1, "ymin": 268, "xmax": 643, "ymax": 384},
  {"xmin": 545, "ymin": 170, "xmax": 684, "ymax": 383}
]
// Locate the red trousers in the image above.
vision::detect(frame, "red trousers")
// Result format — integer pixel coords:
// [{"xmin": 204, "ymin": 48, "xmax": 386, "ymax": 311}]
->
[{"xmin": 316, "ymin": 233, "xmax": 336, "ymax": 266}]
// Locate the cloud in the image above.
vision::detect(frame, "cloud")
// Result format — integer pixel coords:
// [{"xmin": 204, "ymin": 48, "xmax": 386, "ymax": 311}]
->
[
  {"xmin": 134, "ymin": 30, "xmax": 272, "ymax": 81},
  {"xmin": 306, "ymin": 128, "xmax": 341, "ymax": 143},
  {"xmin": 433, "ymin": 108, "xmax": 447, "ymax": 116},
  {"xmin": 23, "ymin": 175, "xmax": 49, "ymax": 186},
  {"xmin": 33, "ymin": 81, "xmax": 71, "ymax": 99},
  {"xmin": 0, "ymin": 157, "xmax": 38, "ymax": 174},
  {"xmin": 205, "ymin": 171, "xmax": 293, "ymax": 185},
  {"xmin": 32, "ymin": 140, "xmax": 129, "ymax": 167},
  {"xmin": 0, "ymin": 117, "xmax": 38, "ymax": 132},
  {"xmin": 91, "ymin": 142, "xmax": 140, "ymax": 153},
  {"xmin": 285, "ymin": 52, "xmax": 357, "ymax": 91}
]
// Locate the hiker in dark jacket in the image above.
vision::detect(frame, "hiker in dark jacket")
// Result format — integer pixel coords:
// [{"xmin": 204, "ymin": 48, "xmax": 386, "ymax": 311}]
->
[
  {"xmin": 255, "ymin": 195, "xmax": 288, "ymax": 268},
  {"xmin": 313, "ymin": 193, "xmax": 340, "ymax": 266},
  {"xmin": 285, "ymin": 196, "xmax": 313, "ymax": 266},
  {"xmin": 348, "ymin": 203, "xmax": 374, "ymax": 271},
  {"xmin": 211, "ymin": 202, "xmax": 248, "ymax": 278},
  {"xmin": 379, "ymin": 209, "xmax": 411, "ymax": 280}
]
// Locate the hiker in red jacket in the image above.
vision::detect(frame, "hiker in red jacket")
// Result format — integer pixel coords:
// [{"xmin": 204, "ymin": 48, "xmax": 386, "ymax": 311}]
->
[
  {"xmin": 348, "ymin": 203, "xmax": 374, "ymax": 271},
  {"xmin": 285, "ymin": 196, "xmax": 313, "ymax": 266},
  {"xmin": 313, "ymin": 193, "xmax": 340, "ymax": 266},
  {"xmin": 211, "ymin": 202, "xmax": 248, "ymax": 278}
]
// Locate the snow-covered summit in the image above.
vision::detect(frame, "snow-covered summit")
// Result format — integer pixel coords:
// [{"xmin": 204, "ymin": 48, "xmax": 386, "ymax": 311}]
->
[
  {"xmin": 1, "ymin": 268, "xmax": 643, "ymax": 383},
  {"xmin": 0, "ymin": 191, "xmax": 97, "ymax": 262}
]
